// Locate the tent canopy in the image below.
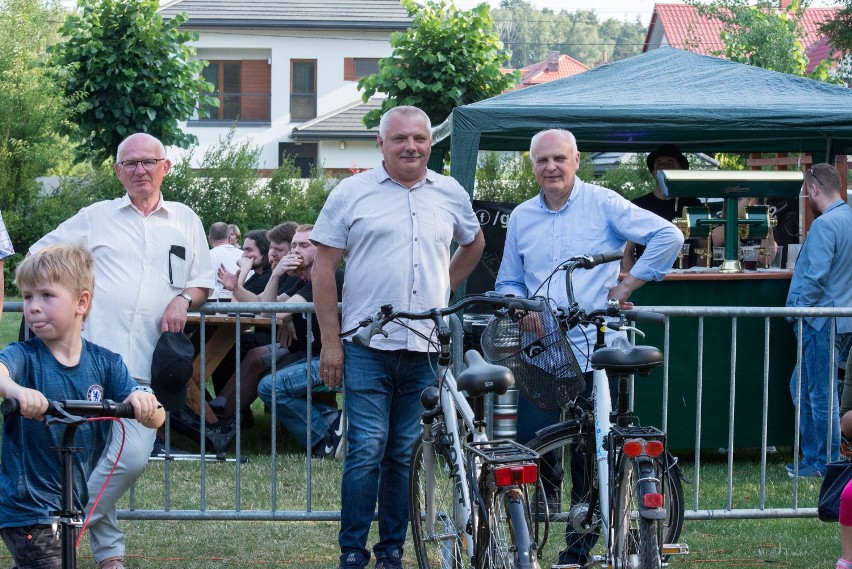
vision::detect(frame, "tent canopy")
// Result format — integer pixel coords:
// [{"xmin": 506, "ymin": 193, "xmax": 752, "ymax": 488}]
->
[{"xmin": 435, "ymin": 47, "xmax": 852, "ymax": 193}]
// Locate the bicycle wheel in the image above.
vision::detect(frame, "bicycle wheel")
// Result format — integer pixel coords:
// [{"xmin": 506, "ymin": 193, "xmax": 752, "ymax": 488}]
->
[
  {"xmin": 611, "ymin": 455, "xmax": 660, "ymax": 569},
  {"xmin": 410, "ymin": 432, "xmax": 466, "ymax": 569},
  {"xmin": 527, "ymin": 423, "xmax": 685, "ymax": 567},
  {"xmin": 478, "ymin": 487, "xmax": 538, "ymax": 569},
  {"xmin": 525, "ymin": 421, "xmax": 599, "ymax": 567}
]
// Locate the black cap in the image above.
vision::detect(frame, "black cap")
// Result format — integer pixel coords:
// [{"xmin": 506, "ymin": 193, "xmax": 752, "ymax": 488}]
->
[
  {"xmin": 150, "ymin": 332, "xmax": 194, "ymax": 412},
  {"xmin": 647, "ymin": 144, "xmax": 689, "ymax": 173}
]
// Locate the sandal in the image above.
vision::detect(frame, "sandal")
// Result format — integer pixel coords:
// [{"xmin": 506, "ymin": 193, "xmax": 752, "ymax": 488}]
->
[{"xmin": 98, "ymin": 556, "xmax": 125, "ymax": 569}]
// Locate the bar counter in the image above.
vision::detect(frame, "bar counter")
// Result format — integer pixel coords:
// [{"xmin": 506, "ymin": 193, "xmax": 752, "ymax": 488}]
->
[{"xmin": 627, "ymin": 268, "xmax": 797, "ymax": 450}]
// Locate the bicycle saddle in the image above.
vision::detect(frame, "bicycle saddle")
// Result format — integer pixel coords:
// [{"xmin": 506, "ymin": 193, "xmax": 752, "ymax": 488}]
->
[
  {"xmin": 590, "ymin": 344, "xmax": 663, "ymax": 376},
  {"xmin": 457, "ymin": 350, "xmax": 515, "ymax": 396}
]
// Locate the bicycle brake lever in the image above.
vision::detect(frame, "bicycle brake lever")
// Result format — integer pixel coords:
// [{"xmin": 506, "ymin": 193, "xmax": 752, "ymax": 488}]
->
[{"xmin": 616, "ymin": 324, "xmax": 645, "ymax": 338}]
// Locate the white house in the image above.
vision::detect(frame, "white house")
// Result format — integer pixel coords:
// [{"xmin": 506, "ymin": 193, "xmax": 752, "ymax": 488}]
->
[{"xmin": 158, "ymin": 0, "xmax": 411, "ymax": 173}]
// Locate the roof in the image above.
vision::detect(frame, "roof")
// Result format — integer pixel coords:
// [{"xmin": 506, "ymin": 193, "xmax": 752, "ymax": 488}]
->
[
  {"xmin": 158, "ymin": 0, "xmax": 412, "ymax": 30},
  {"xmin": 290, "ymin": 98, "xmax": 382, "ymax": 140},
  {"xmin": 644, "ymin": 3, "xmax": 839, "ymax": 73},
  {"xmin": 513, "ymin": 54, "xmax": 589, "ymax": 89},
  {"xmin": 434, "ymin": 47, "xmax": 852, "ymax": 194}
]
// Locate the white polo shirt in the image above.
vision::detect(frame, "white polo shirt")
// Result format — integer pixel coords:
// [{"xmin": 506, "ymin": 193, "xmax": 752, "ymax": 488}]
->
[
  {"xmin": 30, "ymin": 194, "xmax": 214, "ymax": 381},
  {"xmin": 209, "ymin": 243, "xmax": 243, "ymax": 300}
]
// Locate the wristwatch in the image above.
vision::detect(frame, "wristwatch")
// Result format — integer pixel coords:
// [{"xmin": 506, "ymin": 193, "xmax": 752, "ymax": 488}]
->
[{"xmin": 177, "ymin": 292, "xmax": 193, "ymax": 308}]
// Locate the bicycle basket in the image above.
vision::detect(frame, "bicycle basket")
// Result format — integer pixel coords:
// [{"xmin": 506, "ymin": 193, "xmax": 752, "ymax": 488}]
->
[{"xmin": 480, "ymin": 308, "xmax": 584, "ymax": 410}]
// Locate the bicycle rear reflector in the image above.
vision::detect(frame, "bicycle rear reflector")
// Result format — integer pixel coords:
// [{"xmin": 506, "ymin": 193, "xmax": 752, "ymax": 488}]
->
[
  {"xmin": 622, "ymin": 439, "xmax": 664, "ymax": 458},
  {"xmin": 494, "ymin": 463, "xmax": 537, "ymax": 487},
  {"xmin": 643, "ymin": 493, "xmax": 664, "ymax": 509}
]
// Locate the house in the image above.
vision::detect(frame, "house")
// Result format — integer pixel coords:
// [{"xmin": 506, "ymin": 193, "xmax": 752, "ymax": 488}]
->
[
  {"xmin": 643, "ymin": 1, "xmax": 839, "ymax": 73},
  {"xmin": 511, "ymin": 50, "xmax": 589, "ymax": 90},
  {"xmin": 158, "ymin": 0, "xmax": 411, "ymax": 172}
]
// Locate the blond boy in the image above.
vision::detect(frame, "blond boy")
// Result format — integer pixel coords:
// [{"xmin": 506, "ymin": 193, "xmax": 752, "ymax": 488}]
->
[{"xmin": 0, "ymin": 244, "xmax": 164, "ymax": 568}]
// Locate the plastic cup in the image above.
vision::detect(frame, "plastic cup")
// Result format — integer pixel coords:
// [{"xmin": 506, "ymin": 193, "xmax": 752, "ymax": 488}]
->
[
  {"xmin": 712, "ymin": 247, "xmax": 725, "ymax": 267},
  {"xmin": 787, "ymin": 244, "xmax": 801, "ymax": 269},
  {"xmin": 769, "ymin": 246, "xmax": 783, "ymax": 269}
]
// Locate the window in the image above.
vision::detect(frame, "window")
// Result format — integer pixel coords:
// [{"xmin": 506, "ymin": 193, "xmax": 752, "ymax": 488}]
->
[
  {"xmin": 291, "ymin": 60, "xmax": 317, "ymax": 121},
  {"xmin": 344, "ymin": 57, "xmax": 380, "ymax": 81},
  {"xmin": 198, "ymin": 60, "xmax": 271, "ymax": 122},
  {"xmin": 280, "ymin": 143, "xmax": 317, "ymax": 177}
]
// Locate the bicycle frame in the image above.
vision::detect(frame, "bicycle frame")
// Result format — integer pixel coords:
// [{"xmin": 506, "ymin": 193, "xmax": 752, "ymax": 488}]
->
[{"xmin": 591, "ymin": 367, "xmax": 614, "ymax": 541}]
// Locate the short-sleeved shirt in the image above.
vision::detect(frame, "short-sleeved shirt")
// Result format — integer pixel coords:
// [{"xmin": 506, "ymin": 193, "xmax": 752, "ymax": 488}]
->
[
  {"xmin": 0, "ymin": 338, "xmax": 137, "ymax": 528},
  {"xmin": 30, "ymin": 195, "xmax": 214, "ymax": 381},
  {"xmin": 311, "ymin": 163, "xmax": 480, "ymax": 352},
  {"xmin": 0, "ymin": 211, "xmax": 14, "ymax": 260},
  {"xmin": 209, "ymin": 243, "xmax": 243, "ymax": 300}
]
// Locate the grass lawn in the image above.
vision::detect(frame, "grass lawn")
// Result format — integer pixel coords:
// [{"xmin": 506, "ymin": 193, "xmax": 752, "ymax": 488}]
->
[{"xmin": 0, "ymin": 306, "xmax": 844, "ymax": 567}]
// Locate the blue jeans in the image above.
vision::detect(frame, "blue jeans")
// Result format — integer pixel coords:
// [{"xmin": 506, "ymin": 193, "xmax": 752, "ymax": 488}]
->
[
  {"xmin": 339, "ymin": 342, "xmax": 434, "ymax": 561},
  {"xmin": 257, "ymin": 358, "xmax": 338, "ymax": 452},
  {"xmin": 790, "ymin": 321, "xmax": 842, "ymax": 471}
]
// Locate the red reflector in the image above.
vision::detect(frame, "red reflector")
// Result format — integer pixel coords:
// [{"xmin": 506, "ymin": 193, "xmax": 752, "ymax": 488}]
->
[
  {"xmin": 643, "ymin": 493, "xmax": 664, "ymax": 509},
  {"xmin": 623, "ymin": 440, "xmax": 643, "ymax": 458},
  {"xmin": 494, "ymin": 463, "xmax": 537, "ymax": 487},
  {"xmin": 645, "ymin": 440, "xmax": 664, "ymax": 457}
]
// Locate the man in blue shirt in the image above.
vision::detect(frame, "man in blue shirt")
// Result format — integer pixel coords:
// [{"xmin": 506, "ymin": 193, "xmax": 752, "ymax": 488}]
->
[
  {"xmin": 496, "ymin": 129, "xmax": 682, "ymax": 565},
  {"xmin": 785, "ymin": 162, "xmax": 852, "ymax": 478}
]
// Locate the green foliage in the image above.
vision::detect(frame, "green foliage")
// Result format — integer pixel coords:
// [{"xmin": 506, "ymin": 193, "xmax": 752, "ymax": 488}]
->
[
  {"xmin": 599, "ymin": 154, "xmax": 655, "ymax": 200},
  {"xmin": 492, "ymin": 1, "xmax": 645, "ymax": 68},
  {"xmin": 49, "ymin": 0, "xmax": 218, "ymax": 163},
  {"xmin": 262, "ymin": 159, "xmax": 335, "ymax": 225},
  {"xmin": 358, "ymin": 0, "xmax": 519, "ymax": 128},
  {"xmin": 473, "ymin": 150, "xmax": 598, "ymax": 203},
  {"xmin": 688, "ymin": 0, "xmax": 839, "ymax": 82},
  {"xmin": 161, "ymin": 128, "xmax": 335, "ymax": 230},
  {"xmin": 0, "ymin": 0, "xmax": 76, "ymax": 266},
  {"xmin": 820, "ymin": 0, "xmax": 852, "ymax": 55}
]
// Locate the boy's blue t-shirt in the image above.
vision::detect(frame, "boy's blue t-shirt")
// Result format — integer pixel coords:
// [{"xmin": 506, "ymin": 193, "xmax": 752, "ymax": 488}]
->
[{"xmin": 0, "ymin": 337, "xmax": 136, "ymax": 528}]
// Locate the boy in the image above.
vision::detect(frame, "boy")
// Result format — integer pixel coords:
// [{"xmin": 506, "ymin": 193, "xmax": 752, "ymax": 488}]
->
[{"xmin": 0, "ymin": 244, "xmax": 164, "ymax": 568}]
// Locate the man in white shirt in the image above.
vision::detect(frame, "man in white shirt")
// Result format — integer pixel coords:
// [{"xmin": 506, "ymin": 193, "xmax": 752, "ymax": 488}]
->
[
  {"xmin": 208, "ymin": 221, "xmax": 243, "ymax": 301},
  {"xmin": 30, "ymin": 133, "xmax": 213, "ymax": 569}
]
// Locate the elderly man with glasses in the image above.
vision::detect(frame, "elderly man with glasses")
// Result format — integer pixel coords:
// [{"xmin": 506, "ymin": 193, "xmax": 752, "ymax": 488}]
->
[
  {"xmin": 785, "ymin": 162, "xmax": 852, "ymax": 479},
  {"xmin": 29, "ymin": 132, "xmax": 214, "ymax": 569}
]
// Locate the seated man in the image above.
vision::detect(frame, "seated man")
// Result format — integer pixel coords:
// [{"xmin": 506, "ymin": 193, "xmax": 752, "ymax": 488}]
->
[
  {"xmin": 217, "ymin": 229, "xmax": 272, "ymax": 296},
  {"xmin": 211, "ymin": 223, "xmax": 300, "ymax": 396},
  {"xmin": 208, "ymin": 221, "xmax": 243, "ymax": 301},
  {"xmin": 255, "ymin": 225, "xmax": 345, "ymax": 457}
]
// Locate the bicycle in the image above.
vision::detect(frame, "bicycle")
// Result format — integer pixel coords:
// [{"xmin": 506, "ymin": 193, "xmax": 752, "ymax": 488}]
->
[
  {"xmin": 481, "ymin": 252, "xmax": 687, "ymax": 569},
  {"xmin": 0, "ymin": 397, "xmax": 137, "ymax": 569},
  {"xmin": 344, "ymin": 293, "xmax": 548, "ymax": 569}
]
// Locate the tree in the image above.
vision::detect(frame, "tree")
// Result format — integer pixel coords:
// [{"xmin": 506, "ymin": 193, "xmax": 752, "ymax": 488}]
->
[
  {"xmin": 0, "ymin": 0, "xmax": 75, "ymax": 258},
  {"xmin": 49, "ymin": 0, "xmax": 217, "ymax": 163},
  {"xmin": 820, "ymin": 0, "xmax": 852, "ymax": 54},
  {"xmin": 688, "ymin": 0, "xmax": 837, "ymax": 81},
  {"xmin": 358, "ymin": 0, "xmax": 518, "ymax": 128}
]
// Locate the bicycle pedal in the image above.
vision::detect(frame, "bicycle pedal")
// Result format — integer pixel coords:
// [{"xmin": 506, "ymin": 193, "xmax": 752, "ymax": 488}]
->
[{"xmin": 662, "ymin": 542, "xmax": 689, "ymax": 556}]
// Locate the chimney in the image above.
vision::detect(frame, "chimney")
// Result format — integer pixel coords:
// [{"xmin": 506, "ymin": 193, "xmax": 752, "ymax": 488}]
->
[{"xmin": 547, "ymin": 50, "xmax": 560, "ymax": 72}]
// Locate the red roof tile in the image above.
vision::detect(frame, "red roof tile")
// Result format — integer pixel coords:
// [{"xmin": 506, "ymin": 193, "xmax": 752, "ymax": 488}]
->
[
  {"xmin": 512, "ymin": 54, "xmax": 589, "ymax": 90},
  {"xmin": 644, "ymin": 3, "xmax": 840, "ymax": 73}
]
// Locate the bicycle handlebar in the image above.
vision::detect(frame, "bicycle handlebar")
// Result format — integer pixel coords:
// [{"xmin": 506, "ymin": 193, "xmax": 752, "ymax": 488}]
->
[
  {"xmin": 1, "ymin": 398, "xmax": 136, "ymax": 420},
  {"xmin": 344, "ymin": 293, "xmax": 547, "ymax": 346},
  {"xmin": 623, "ymin": 310, "xmax": 667, "ymax": 325},
  {"xmin": 558, "ymin": 250, "xmax": 624, "ymax": 271}
]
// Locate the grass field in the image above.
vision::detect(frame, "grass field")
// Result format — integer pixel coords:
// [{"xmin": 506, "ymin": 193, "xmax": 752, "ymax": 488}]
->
[{"xmin": 0, "ymin": 306, "xmax": 844, "ymax": 568}]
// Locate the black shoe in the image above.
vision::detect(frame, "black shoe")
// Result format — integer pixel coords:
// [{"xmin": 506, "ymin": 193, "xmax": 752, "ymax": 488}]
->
[
  {"xmin": 240, "ymin": 408, "xmax": 255, "ymax": 429},
  {"xmin": 150, "ymin": 437, "xmax": 190, "ymax": 457},
  {"xmin": 206, "ymin": 416, "xmax": 237, "ymax": 454},
  {"xmin": 314, "ymin": 411, "xmax": 344, "ymax": 458}
]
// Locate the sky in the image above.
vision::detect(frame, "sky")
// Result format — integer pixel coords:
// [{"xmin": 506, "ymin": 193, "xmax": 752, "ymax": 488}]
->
[{"xmin": 453, "ymin": 0, "xmax": 842, "ymax": 26}]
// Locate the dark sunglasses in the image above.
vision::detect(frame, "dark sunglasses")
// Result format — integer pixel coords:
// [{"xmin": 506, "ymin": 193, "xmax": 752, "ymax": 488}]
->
[{"xmin": 809, "ymin": 166, "xmax": 824, "ymax": 187}]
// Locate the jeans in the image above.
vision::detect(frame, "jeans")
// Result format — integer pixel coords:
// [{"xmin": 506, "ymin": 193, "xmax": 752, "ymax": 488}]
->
[
  {"xmin": 339, "ymin": 342, "xmax": 434, "ymax": 561},
  {"xmin": 257, "ymin": 357, "xmax": 338, "ymax": 452},
  {"xmin": 516, "ymin": 371, "xmax": 605, "ymax": 563},
  {"xmin": 790, "ymin": 321, "xmax": 842, "ymax": 471}
]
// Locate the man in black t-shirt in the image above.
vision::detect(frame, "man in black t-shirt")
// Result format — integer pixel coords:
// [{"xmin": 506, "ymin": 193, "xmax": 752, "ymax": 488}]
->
[{"xmin": 624, "ymin": 144, "xmax": 701, "ymax": 270}]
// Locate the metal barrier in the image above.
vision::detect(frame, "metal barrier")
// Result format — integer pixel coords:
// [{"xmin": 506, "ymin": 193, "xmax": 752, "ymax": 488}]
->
[{"xmin": 2, "ymin": 302, "xmax": 851, "ymax": 522}]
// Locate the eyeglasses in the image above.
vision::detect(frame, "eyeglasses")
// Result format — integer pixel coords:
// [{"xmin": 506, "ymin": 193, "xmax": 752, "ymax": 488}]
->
[
  {"xmin": 808, "ymin": 166, "xmax": 824, "ymax": 187},
  {"xmin": 118, "ymin": 158, "xmax": 166, "ymax": 171}
]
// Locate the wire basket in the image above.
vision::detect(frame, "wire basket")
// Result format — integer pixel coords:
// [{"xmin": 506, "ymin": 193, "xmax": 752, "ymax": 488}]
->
[{"xmin": 480, "ymin": 307, "xmax": 584, "ymax": 410}]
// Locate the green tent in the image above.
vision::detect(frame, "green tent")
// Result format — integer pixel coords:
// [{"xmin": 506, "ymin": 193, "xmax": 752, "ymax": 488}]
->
[{"xmin": 434, "ymin": 47, "xmax": 852, "ymax": 193}]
